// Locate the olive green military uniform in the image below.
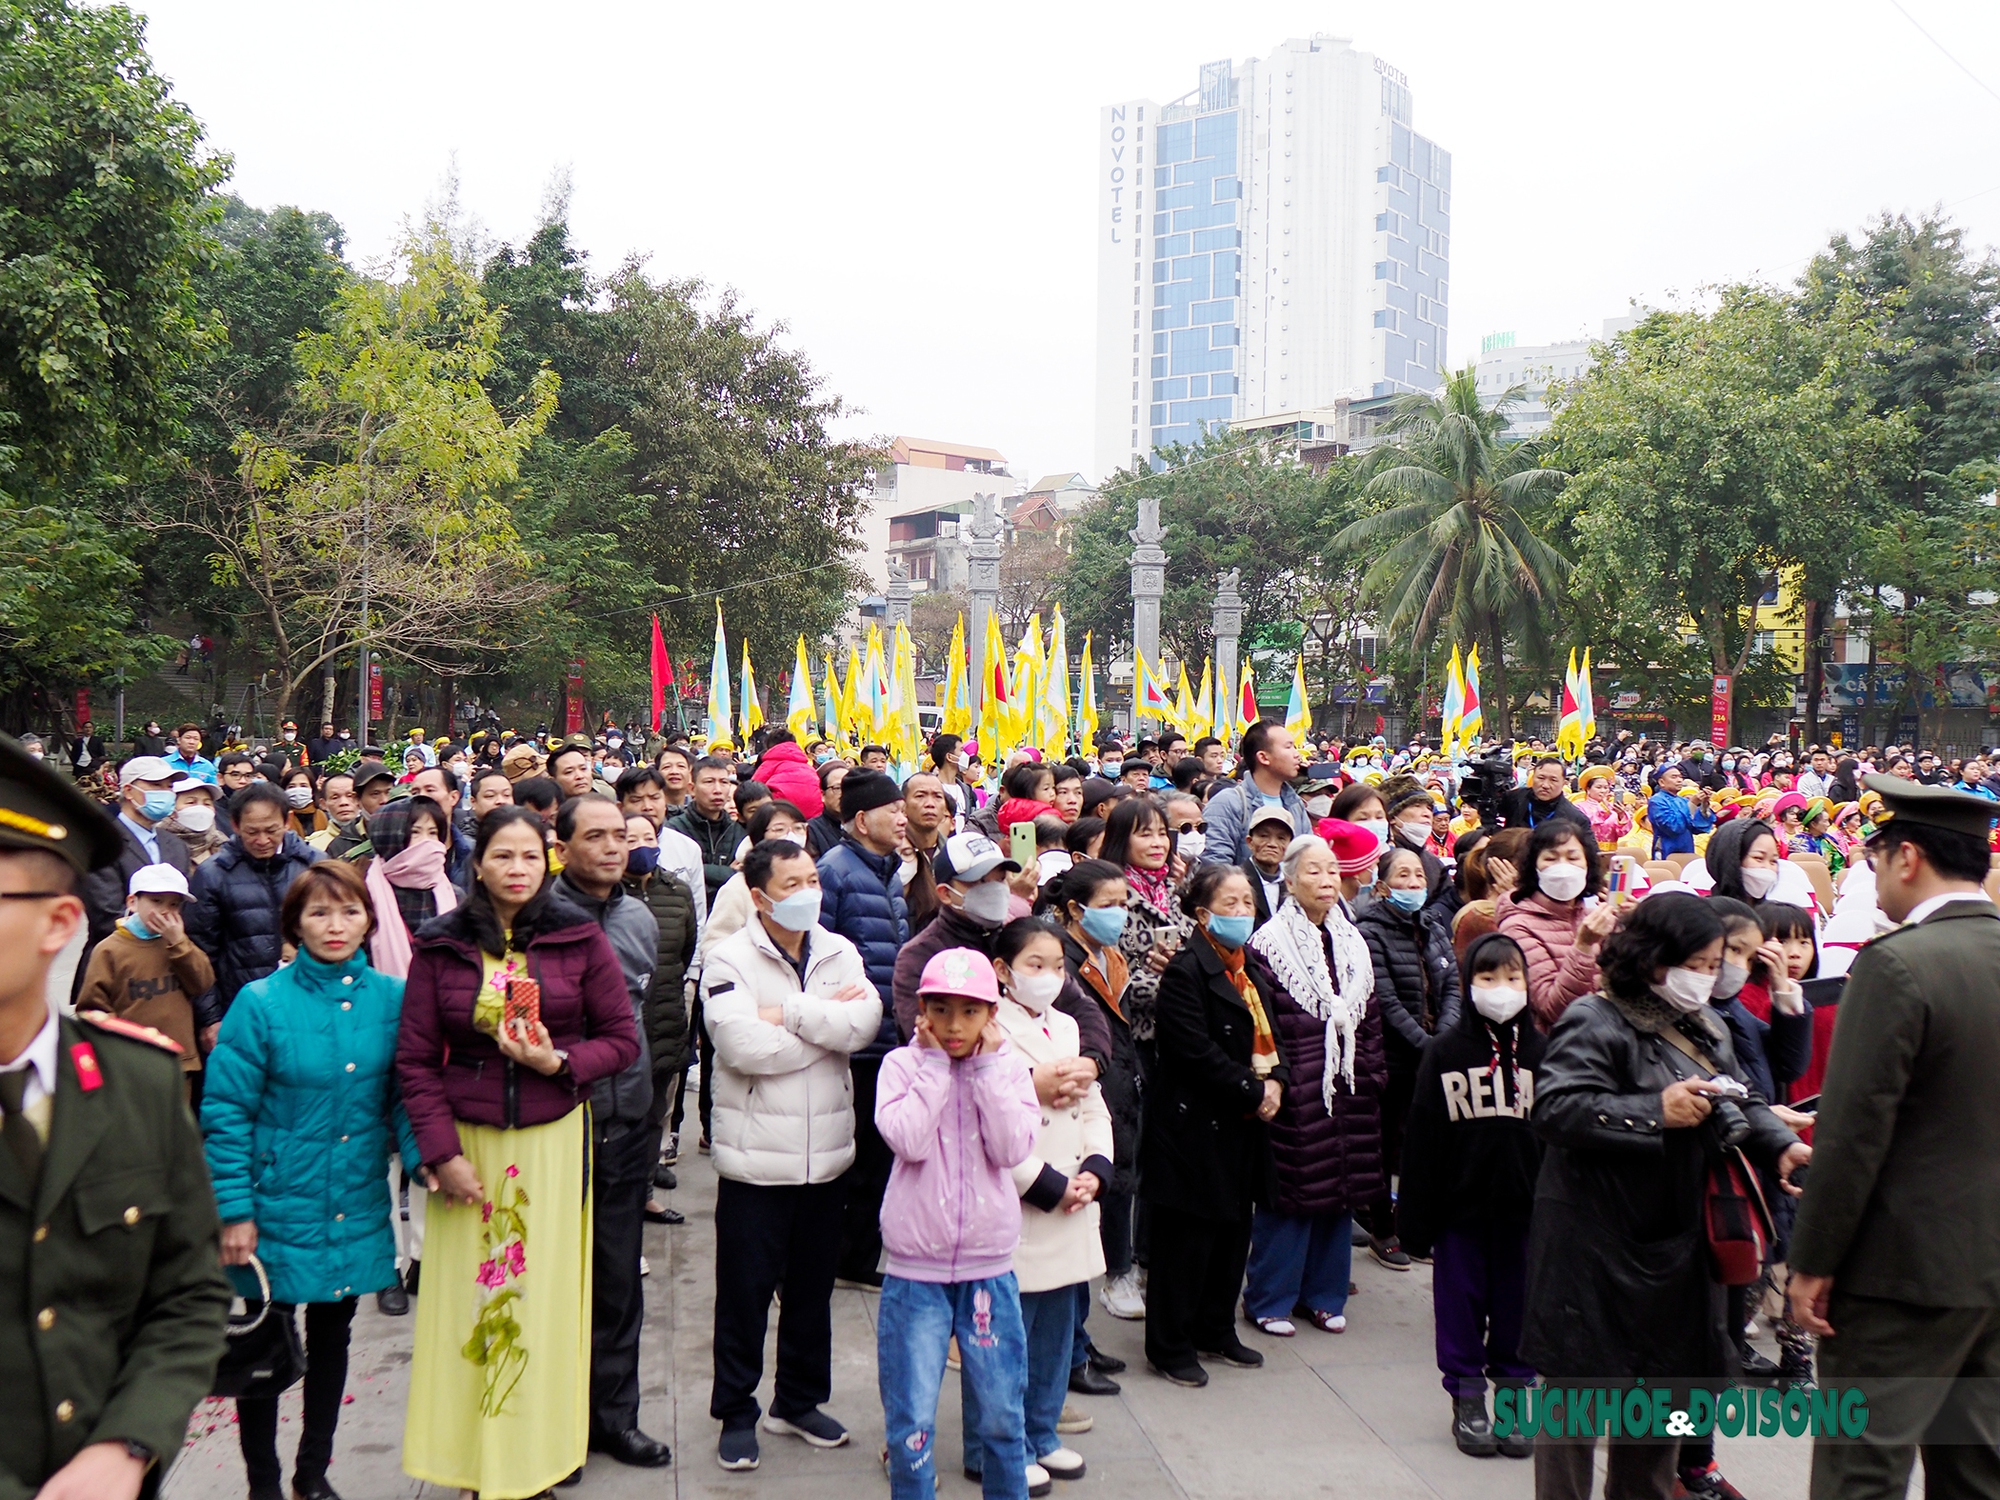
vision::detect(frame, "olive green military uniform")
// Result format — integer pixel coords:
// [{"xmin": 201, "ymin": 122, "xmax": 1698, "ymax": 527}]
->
[
  {"xmin": 1791, "ymin": 775, "xmax": 2000, "ymax": 1500},
  {"xmin": 0, "ymin": 733, "xmax": 231, "ymax": 1499}
]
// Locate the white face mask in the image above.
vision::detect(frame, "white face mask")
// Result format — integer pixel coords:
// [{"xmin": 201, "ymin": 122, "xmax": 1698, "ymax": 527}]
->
[
  {"xmin": 175, "ymin": 803, "xmax": 216, "ymax": 834},
  {"xmin": 1470, "ymin": 983, "xmax": 1527, "ymax": 1024},
  {"xmin": 1177, "ymin": 830, "xmax": 1206, "ymax": 861},
  {"xmin": 956, "ymin": 879, "xmax": 1013, "ymax": 928},
  {"xmin": 1396, "ymin": 820, "xmax": 1432, "ymax": 848},
  {"xmin": 1538, "ymin": 863, "xmax": 1587, "ymax": 902},
  {"xmin": 1739, "ymin": 865, "xmax": 1777, "ymax": 898},
  {"xmin": 1711, "ymin": 960, "xmax": 1749, "ymax": 1001},
  {"xmin": 284, "ymin": 786, "xmax": 313, "ymax": 808},
  {"xmin": 1306, "ymin": 796, "xmax": 1334, "ymax": 819},
  {"xmin": 1009, "ymin": 969, "xmax": 1065, "ymax": 1015},
  {"xmin": 1652, "ymin": 965, "xmax": 1718, "ymax": 1012}
]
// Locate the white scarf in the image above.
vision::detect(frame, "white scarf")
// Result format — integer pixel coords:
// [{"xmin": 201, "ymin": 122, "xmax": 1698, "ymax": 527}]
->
[{"xmin": 1249, "ymin": 896, "xmax": 1371, "ymax": 1113}]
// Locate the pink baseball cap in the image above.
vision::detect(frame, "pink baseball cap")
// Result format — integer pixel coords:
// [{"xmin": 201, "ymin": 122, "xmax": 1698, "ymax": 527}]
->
[{"xmin": 916, "ymin": 946, "xmax": 1000, "ymax": 1005}]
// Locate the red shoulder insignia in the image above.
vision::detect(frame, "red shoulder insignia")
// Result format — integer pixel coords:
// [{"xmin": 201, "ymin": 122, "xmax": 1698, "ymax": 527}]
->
[{"xmin": 75, "ymin": 1011, "xmax": 186, "ymax": 1055}]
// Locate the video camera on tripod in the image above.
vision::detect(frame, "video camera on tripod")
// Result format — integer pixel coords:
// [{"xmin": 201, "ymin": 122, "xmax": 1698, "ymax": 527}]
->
[{"xmin": 1458, "ymin": 747, "xmax": 1517, "ymax": 828}]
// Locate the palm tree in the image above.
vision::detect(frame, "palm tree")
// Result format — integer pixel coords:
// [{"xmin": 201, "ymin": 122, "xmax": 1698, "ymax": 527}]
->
[{"xmin": 1334, "ymin": 366, "xmax": 1568, "ymax": 739}]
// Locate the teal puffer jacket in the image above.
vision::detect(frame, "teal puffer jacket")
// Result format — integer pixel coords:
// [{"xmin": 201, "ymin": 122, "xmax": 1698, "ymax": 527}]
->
[{"xmin": 201, "ymin": 950, "xmax": 420, "ymax": 1304}]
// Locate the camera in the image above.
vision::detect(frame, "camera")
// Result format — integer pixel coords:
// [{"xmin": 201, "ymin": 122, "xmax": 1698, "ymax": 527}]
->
[
  {"xmin": 1707, "ymin": 1074, "xmax": 1751, "ymax": 1148},
  {"xmin": 1458, "ymin": 748, "xmax": 1517, "ymax": 827}
]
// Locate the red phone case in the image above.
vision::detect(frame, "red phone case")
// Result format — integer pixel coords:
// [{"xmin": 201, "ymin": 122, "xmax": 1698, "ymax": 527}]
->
[{"xmin": 504, "ymin": 976, "xmax": 541, "ymax": 1032}]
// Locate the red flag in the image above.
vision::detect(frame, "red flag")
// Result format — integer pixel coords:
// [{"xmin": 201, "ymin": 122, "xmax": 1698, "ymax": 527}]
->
[{"xmin": 649, "ymin": 615, "xmax": 672, "ymax": 731}]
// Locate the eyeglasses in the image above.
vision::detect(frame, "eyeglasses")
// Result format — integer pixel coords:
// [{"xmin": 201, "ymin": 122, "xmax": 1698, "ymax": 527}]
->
[
  {"xmin": 1175, "ymin": 822, "xmax": 1205, "ymax": 834},
  {"xmin": 0, "ymin": 890, "xmax": 68, "ymax": 901}
]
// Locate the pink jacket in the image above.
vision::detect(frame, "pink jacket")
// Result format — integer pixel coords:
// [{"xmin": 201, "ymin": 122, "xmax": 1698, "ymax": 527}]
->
[
  {"xmin": 1495, "ymin": 892, "xmax": 1601, "ymax": 1031},
  {"xmin": 750, "ymin": 740, "xmax": 824, "ymax": 819},
  {"xmin": 875, "ymin": 1040, "xmax": 1040, "ymax": 1284}
]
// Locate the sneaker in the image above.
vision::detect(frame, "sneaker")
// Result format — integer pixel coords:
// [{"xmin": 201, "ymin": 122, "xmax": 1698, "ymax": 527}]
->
[
  {"xmin": 716, "ymin": 1426, "xmax": 759, "ymax": 1471},
  {"xmin": 662, "ymin": 1132, "xmax": 680, "ymax": 1166},
  {"xmin": 1099, "ymin": 1269, "xmax": 1146, "ymax": 1320},
  {"xmin": 639, "ymin": 1255, "xmax": 651, "ymax": 1278},
  {"xmin": 1453, "ymin": 1393, "xmax": 1499, "ymax": 1457},
  {"xmin": 1056, "ymin": 1403, "xmax": 1093, "ymax": 1434},
  {"xmin": 1027, "ymin": 1463, "xmax": 1053, "ymax": 1497},
  {"xmin": 1151, "ymin": 1359, "xmax": 1209, "ymax": 1388},
  {"xmin": 1198, "ymin": 1338, "xmax": 1264, "ymax": 1369},
  {"xmin": 1039, "ymin": 1447, "xmax": 1087, "ymax": 1480},
  {"xmin": 761, "ymin": 1408, "xmax": 849, "ymax": 1449},
  {"xmin": 1368, "ymin": 1234, "xmax": 1412, "ymax": 1271},
  {"xmin": 1676, "ymin": 1462, "xmax": 1748, "ymax": 1500}
]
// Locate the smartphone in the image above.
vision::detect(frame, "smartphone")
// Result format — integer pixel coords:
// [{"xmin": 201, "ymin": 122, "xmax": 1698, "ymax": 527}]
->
[
  {"xmin": 1787, "ymin": 1093, "xmax": 1820, "ymax": 1115},
  {"xmin": 504, "ymin": 976, "xmax": 542, "ymax": 1034},
  {"xmin": 1009, "ymin": 820, "xmax": 1036, "ymax": 870},
  {"xmin": 1607, "ymin": 856, "xmax": 1634, "ymax": 906}
]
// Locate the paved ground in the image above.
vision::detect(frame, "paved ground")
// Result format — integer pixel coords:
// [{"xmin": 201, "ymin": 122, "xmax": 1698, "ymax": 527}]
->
[{"xmin": 164, "ymin": 1147, "xmax": 1819, "ymax": 1500}]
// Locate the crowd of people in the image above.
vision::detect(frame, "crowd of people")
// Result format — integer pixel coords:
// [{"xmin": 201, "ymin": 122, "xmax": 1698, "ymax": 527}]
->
[{"xmin": 9, "ymin": 709, "xmax": 2000, "ymax": 1500}]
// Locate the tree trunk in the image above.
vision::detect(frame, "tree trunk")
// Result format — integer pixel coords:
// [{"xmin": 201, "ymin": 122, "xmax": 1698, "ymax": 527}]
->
[
  {"xmin": 1483, "ymin": 617, "xmax": 1512, "ymax": 740},
  {"xmin": 321, "ymin": 673, "xmax": 338, "ymax": 728},
  {"xmin": 1801, "ymin": 597, "xmax": 1823, "ymax": 746}
]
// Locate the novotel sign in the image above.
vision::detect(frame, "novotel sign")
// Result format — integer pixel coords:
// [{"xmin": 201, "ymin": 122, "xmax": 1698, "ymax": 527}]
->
[
  {"xmin": 1104, "ymin": 106, "xmax": 1145, "ymax": 245},
  {"xmin": 1373, "ymin": 56, "xmax": 1408, "ymax": 89}
]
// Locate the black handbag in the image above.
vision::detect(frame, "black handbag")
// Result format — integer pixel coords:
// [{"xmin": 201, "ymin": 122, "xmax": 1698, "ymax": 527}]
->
[{"xmin": 210, "ymin": 1254, "xmax": 306, "ymax": 1400}]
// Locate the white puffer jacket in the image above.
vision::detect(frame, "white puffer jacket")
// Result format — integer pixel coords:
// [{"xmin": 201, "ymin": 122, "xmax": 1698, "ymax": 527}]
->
[
  {"xmin": 998, "ymin": 996, "xmax": 1113, "ymax": 1293},
  {"xmin": 705, "ymin": 918, "xmax": 881, "ymax": 1186}
]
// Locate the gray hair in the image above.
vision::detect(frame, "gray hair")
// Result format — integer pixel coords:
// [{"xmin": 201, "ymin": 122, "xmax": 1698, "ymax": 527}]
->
[{"xmin": 1279, "ymin": 834, "xmax": 1333, "ymax": 887}]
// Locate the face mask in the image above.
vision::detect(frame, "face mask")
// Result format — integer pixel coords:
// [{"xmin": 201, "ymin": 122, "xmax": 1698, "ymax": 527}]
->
[
  {"xmin": 1037, "ymin": 849, "xmax": 1073, "ymax": 883},
  {"xmin": 1652, "ymin": 965, "xmax": 1717, "ymax": 1013},
  {"xmin": 1396, "ymin": 820, "xmax": 1431, "ymax": 848},
  {"xmin": 1470, "ymin": 983, "xmax": 1526, "ymax": 1024},
  {"xmin": 1739, "ymin": 866, "xmax": 1777, "ymax": 899},
  {"xmin": 174, "ymin": 803, "xmax": 216, "ymax": 834},
  {"xmin": 1358, "ymin": 818, "xmax": 1389, "ymax": 845},
  {"xmin": 121, "ymin": 913, "xmax": 159, "ymax": 941},
  {"xmin": 1177, "ymin": 830, "xmax": 1206, "ymax": 861},
  {"xmin": 282, "ymin": 730, "xmax": 296, "ymax": 741},
  {"xmin": 762, "ymin": 887, "xmax": 822, "ymax": 933},
  {"xmin": 1385, "ymin": 886, "xmax": 1426, "ymax": 914},
  {"xmin": 1306, "ymin": 796, "xmax": 1334, "ymax": 819},
  {"xmin": 140, "ymin": 790, "xmax": 177, "ymax": 822},
  {"xmin": 1101, "ymin": 761, "xmax": 1122, "ymax": 779},
  {"xmin": 1009, "ymin": 969, "xmax": 1065, "ymax": 1014},
  {"xmin": 957, "ymin": 879, "xmax": 1012, "ymax": 928},
  {"xmin": 1721, "ymin": 759, "xmax": 1736, "ymax": 771},
  {"xmin": 955, "ymin": 750, "xmax": 970, "ymax": 769},
  {"xmin": 285, "ymin": 786, "xmax": 313, "ymax": 808},
  {"xmin": 626, "ymin": 846, "xmax": 660, "ymax": 876},
  {"xmin": 1711, "ymin": 960, "xmax": 1749, "ymax": 1001},
  {"xmin": 1538, "ymin": 863, "xmax": 1587, "ymax": 902},
  {"xmin": 1204, "ymin": 912, "xmax": 1255, "ymax": 949},
  {"xmin": 1078, "ymin": 905, "xmax": 1127, "ymax": 945}
]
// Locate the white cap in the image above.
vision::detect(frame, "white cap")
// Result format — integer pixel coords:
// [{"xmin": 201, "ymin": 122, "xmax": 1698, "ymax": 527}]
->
[
  {"xmin": 170, "ymin": 777, "xmax": 214, "ymax": 797},
  {"xmin": 934, "ymin": 830, "xmax": 1020, "ymax": 884},
  {"xmin": 128, "ymin": 863, "xmax": 191, "ymax": 899},
  {"xmin": 122, "ymin": 755, "xmax": 176, "ymax": 785}
]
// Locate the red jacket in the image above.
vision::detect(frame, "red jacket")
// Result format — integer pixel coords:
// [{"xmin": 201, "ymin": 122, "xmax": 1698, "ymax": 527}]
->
[
  {"xmin": 751, "ymin": 740, "xmax": 823, "ymax": 818},
  {"xmin": 396, "ymin": 897, "xmax": 640, "ymax": 1165}
]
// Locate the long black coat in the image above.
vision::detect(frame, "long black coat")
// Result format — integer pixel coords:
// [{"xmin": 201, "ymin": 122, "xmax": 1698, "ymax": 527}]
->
[
  {"xmin": 1061, "ymin": 928, "xmax": 1143, "ymax": 1196},
  {"xmin": 1522, "ymin": 991, "xmax": 1798, "ymax": 1382},
  {"xmin": 1250, "ymin": 945, "xmax": 1387, "ymax": 1218},
  {"xmin": 1139, "ymin": 932, "xmax": 1286, "ymax": 1223}
]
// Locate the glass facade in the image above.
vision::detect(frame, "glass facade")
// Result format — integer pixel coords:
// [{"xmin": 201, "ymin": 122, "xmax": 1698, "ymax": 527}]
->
[{"xmin": 1149, "ymin": 78, "xmax": 1242, "ymax": 453}]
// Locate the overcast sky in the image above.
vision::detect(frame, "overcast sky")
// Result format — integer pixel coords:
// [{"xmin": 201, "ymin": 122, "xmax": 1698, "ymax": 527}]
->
[{"xmin": 137, "ymin": 0, "xmax": 2000, "ymax": 489}]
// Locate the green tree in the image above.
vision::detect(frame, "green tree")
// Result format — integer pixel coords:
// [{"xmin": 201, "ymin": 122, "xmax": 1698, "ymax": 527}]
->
[{"xmin": 1333, "ymin": 368, "xmax": 1569, "ymax": 738}]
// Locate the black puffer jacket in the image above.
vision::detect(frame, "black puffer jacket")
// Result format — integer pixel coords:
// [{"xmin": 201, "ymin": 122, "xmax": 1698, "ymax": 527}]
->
[
  {"xmin": 665, "ymin": 806, "xmax": 740, "ymax": 913},
  {"xmin": 1356, "ymin": 898, "xmax": 1463, "ymax": 1067},
  {"xmin": 185, "ymin": 832, "xmax": 322, "ymax": 1024},
  {"xmin": 1522, "ymin": 990, "xmax": 1799, "ymax": 1382},
  {"xmin": 625, "ymin": 865, "xmax": 699, "ymax": 1087},
  {"xmin": 1060, "ymin": 928, "xmax": 1143, "ymax": 1196}
]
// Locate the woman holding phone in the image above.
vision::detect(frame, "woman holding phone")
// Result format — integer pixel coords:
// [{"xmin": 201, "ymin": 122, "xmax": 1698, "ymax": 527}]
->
[
  {"xmin": 1100, "ymin": 795, "xmax": 1192, "ymax": 1049},
  {"xmin": 396, "ymin": 805, "xmax": 640, "ymax": 1497}
]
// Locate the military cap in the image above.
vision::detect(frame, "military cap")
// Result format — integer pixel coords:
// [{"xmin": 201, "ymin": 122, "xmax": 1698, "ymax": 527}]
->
[
  {"xmin": 561, "ymin": 733, "xmax": 594, "ymax": 752},
  {"xmin": 1862, "ymin": 771, "xmax": 2000, "ymax": 840},
  {"xmin": 351, "ymin": 760, "xmax": 397, "ymax": 792},
  {"xmin": 0, "ymin": 732, "xmax": 122, "ymax": 873}
]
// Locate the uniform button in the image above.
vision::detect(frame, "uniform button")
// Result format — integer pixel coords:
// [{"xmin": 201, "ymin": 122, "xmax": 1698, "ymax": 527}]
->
[
  {"xmin": 342, "ymin": 975, "xmax": 354, "ymax": 985},
  {"xmin": 36, "ymin": 1307, "xmax": 55, "ymax": 1330},
  {"xmin": 123, "ymin": 1206, "xmax": 141, "ymax": 1226},
  {"xmin": 54, "ymin": 1400, "xmax": 74, "ymax": 1423},
  {"xmin": 345, "ymin": 1063, "xmax": 355, "ymax": 1072},
  {"xmin": 341, "ymin": 1001, "xmax": 352, "ymax": 1011},
  {"xmin": 339, "ymin": 1134, "xmax": 349, "ymax": 1143},
  {"xmin": 335, "ymin": 1213, "xmax": 345, "ymax": 1222},
  {"xmin": 32, "ymin": 1224, "xmax": 47, "ymax": 1243}
]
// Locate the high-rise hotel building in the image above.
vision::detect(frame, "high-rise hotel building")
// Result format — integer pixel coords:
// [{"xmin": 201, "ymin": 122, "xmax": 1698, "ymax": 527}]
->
[{"xmin": 1094, "ymin": 37, "xmax": 1452, "ymax": 478}]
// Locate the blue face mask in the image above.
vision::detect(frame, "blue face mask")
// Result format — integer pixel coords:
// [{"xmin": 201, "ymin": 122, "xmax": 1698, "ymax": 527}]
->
[
  {"xmin": 140, "ymin": 790, "xmax": 177, "ymax": 822},
  {"xmin": 626, "ymin": 846, "xmax": 660, "ymax": 876},
  {"xmin": 1385, "ymin": 887, "xmax": 1427, "ymax": 915},
  {"xmin": 1077, "ymin": 905, "xmax": 1127, "ymax": 945},
  {"xmin": 121, "ymin": 913, "xmax": 159, "ymax": 941},
  {"xmin": 1204, "ymin": 912, "xmax": 1255, "ymax": 950}
]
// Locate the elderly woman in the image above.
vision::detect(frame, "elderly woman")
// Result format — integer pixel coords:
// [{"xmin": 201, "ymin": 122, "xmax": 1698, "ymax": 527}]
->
[
  {"xmin": 1496, "ymin": 821, "xmax": 1619, "ymax": 1030},
  {"xmin": 1522, "ymin": 894, "xmax": 1808, "ymax": 1500},
  {"xmin": 1140, "ymin": 864, "xmax": 1286, "ymax": 1387},
  {"xmin": 1243, "ymin": 835, "xmax": 1384, "ymax": 1336}
]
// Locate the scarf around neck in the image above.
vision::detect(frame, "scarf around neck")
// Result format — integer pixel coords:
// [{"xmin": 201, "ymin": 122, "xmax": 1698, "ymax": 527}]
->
[
  {"xmin": 1125, "ymin": 861, "xmax": 1174, "ymax": 917},
  {"xmin": 1206, "ymin": 929, "xmax": 1279, "ymax": 1079},
  {"xmin": 1249, "ymin": 896, "xmax": 1372, "ymax": 1112},
  {"xmin": 365, "ymin": 838, "xmax": 458, "ymax": 979}
]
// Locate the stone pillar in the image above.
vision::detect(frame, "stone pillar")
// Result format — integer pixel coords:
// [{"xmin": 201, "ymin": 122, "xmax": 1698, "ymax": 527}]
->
[
  {"xmin": 1128, "ymin": 496, "xmax": 1166, "ymax": 723},
  {"xmin": 1211, "ymin": 567, "xmax": 1244, "ymax": 738},
  {"xmin": 966, "ymin": 491, "xmax": 1003, "ymax": 716},
  {"xmin": 885, "ymin": 562, "xmax": 913, "ymax": 631}
]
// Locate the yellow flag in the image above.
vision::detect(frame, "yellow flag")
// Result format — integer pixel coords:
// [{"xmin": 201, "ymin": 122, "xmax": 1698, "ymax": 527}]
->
[
  {"xmin": 979, "ymin": 612, "xmax": 1011, "ymax": 759},
  {"xmin": 1193, "ymin": 658, "xmax": 1214, "ymax": 740},
  {"xmin": 1076, "ymin": 632, "xmax": 1099, "ymax": 750},
  {"xmin": 1042, "ymin": 606, "xmax": 1071, "ymax": 760},
  {"xmin": 739, "ymin": 642, "xmax": 764, "ymax": 738},
  {"xmin": 786, "ymin": 636, "xmax": 813, "ymax": 741}
]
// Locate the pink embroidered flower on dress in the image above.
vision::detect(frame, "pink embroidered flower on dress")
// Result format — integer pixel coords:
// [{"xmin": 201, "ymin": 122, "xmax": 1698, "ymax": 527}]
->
[
  {"xmin": 475, "ymin": 1258, "xmax": 506, "ymax": 1289},
  {"xmin": 505, "ymin": 1240, "xmax": 526, "ymax": 1277},
  {"xmin": 482, "ymin": 1201, "xmax": 493, "ymax": 1223},
  {"xmin": 505, "ymin": 1164, "xmax": 519, "ymax": 1178}
]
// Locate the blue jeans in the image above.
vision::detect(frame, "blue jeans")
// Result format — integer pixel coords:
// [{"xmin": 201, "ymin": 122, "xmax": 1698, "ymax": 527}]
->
[
  {"xmin": 878, "ymin": 1273, "xmax": 1028, "ymax": 1500},
  {"xmin": 1069, "ymin": 1280, "xmax": 1090, "ymax": 1371},
  {"xmin": 1244, "ymin": 1209, "xmax": 1352, "ymax": 1322},
  {"xmin": 965, "ymin": 1284, "xmax": 1079, "ymax": 1463}
]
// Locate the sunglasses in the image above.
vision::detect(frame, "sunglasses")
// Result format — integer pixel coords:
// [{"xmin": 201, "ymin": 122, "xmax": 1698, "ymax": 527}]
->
[{"xmin": 1175, "ymin": 821, "xmax": 1205, "ymax": 835}]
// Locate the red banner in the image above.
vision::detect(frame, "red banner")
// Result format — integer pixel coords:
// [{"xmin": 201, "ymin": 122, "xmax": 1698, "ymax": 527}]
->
[
  {"xmin": 565, "ymin": 661, "xmax": 585, "ymax": 736},
  {"xmin": 367, "ymin": 662, "xmax": 384, "ymax": 722},
  {"xmin": 73, "ymin": 688, "xmax": 90, "ymax": 728},
  {"xmin": 1710, "ymin": 674, "xmax": 1732, "ymax": 748}
]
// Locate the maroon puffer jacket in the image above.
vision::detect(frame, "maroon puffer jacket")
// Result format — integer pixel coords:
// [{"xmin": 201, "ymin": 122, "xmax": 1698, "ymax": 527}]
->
[
  {"xmin": 1251, "ymin": 950, "xmax": 1389, "ymax": 1219},
  {"xmin": 750, "ymin": 740, "xmax": 823, "ymax": 818},
  {"xmin": 397, "ymin": 894, "xmax": 640, "ymax": 1166}
]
